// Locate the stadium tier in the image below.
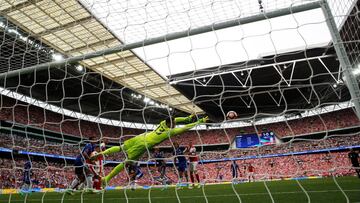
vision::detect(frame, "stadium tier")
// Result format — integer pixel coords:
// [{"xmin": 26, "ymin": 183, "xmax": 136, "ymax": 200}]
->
[
  {"xmin": 0, "ymin": 96, "xmax": 359, "ymax": 146},
  {"xmin": 1, "ymin": 132, "xmax": 360, "ymax": 162}
]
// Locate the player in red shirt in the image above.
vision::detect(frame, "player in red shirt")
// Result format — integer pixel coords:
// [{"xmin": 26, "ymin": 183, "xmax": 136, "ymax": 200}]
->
[
  {"xmin": 88, "ymin": 143, "xmax": 106, "ymax": 190},
  {"xmin": 188, "ymin": 142, "xmax": 200, "ymax": 188},
  {"xmin": 247, "ymin": 163, "xmax": 255, "ymax": 182}
]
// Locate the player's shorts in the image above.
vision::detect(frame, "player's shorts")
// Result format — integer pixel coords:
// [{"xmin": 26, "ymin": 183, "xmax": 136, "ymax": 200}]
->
[
  {"xmin": 189, "ymin": 162, "xmax": 198, "ymax": 172},
  {"xmin": 248, "ymin": 172, "xmax": 254, "ymax": 176},
  {"xmin": 177, "ymin": 162, "xmax": 187, "ymax": 172},
  {"xmin": 75, "ymin": 166, "xmax": 85, "ymax": 177}
]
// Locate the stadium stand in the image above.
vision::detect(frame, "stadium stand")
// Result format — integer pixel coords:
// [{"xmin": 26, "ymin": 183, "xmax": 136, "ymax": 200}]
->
[
  {"xmin": 1, "ymin": 96, "xmax": 360, "ymax": 147},
  {"xmin": 1, "ymin": 132, "xmax": 359, "ymax": 161}
]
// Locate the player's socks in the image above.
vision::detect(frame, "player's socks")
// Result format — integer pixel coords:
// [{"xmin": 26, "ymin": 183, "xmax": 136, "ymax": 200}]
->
[
  {"xmin": 195, "ymin": 174, "xmax": 200, "ymax": 183},
  {"xmin": 21, "ymin": 184, "xmax": 30, "ymax": 191},
  {"xmin": 130, "ymin": 181, "xmax": 136, "ymax": 190},
  {"xmin": 85, "ymin": 175, "xmax": 93, "ymax": 189},
  {"xmin": 93, "ymin": 178, "xmax": 102, "ymax": 190},
  {"xmin": 19, "ymin": 188, "xmax": 31, "ymax": 196},
  {"xmin": 190, "ymin": 174, "xmax": 194, "ymax": 183},
  {"xmin": 176, "ymin": 182, "xmax": 183, "ymax": 190},
  {"xmin": 70, "ymin": 178, "xmax": 80, "ymax": 189},
  {"xmin": 77, "ymin": 183, "xmax": 84, "ymax": 190},
  {"xmin": 161, "ymin": 185, "xmax": 167, "ymax": 191},
  {"xmin": 89, "ymin": 189, "xmax": 102, "ymax": 194}
]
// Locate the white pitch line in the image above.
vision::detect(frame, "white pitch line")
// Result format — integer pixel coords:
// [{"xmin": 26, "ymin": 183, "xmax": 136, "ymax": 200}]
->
[{"xmin": 4, "ymin": 189, "xmax": 360, "ymax": 202}]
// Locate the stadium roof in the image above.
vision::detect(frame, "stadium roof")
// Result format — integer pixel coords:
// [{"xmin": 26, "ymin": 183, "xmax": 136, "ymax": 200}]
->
[
  {"xmin": 172, "ymin": 47, "xmax": 352, "ymax": 120},
  {"xmin": 0, "ymin": 0, "xmax": 358, "ymax": 124},
  {"xmin": 80, "ymin": 0, "xmax": 354, "ymax": 78},
  {"xmin": 0, "ymin": 0, "xmax": 203, "ymax": 114}
]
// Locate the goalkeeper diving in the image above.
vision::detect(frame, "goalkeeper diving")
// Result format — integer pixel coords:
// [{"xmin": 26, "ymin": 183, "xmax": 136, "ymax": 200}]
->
[{"xmin": 92, "ymin": 114, "xmax": 208, "ymax": 185}]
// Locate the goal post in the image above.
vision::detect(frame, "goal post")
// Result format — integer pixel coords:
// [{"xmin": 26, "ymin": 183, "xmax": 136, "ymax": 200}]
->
[{"xmin": 319, "ymin": 0, "xmax": 360, "ymax": 120}]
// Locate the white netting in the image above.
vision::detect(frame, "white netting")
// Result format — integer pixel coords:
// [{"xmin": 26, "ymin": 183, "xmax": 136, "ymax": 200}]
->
[{"xmin": 0, "ymin": 0, "xmax": 360, "ymax": 202}]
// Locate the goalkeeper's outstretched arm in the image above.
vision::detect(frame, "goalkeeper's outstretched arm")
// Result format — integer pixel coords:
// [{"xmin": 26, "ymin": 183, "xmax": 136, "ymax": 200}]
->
[
  {"xmin": 169, "ymin": 116, "xmax": 208, "ymax": 137},
  {"xmin": 174, "ymin": 114, "xmax": 196, "ymax": 124}
]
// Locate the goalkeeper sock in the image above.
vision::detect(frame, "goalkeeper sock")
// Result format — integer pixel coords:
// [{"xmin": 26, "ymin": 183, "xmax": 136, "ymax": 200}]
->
[{"xmin": 104, "ymin": 162, "xmax": 125, "ymax": 184}]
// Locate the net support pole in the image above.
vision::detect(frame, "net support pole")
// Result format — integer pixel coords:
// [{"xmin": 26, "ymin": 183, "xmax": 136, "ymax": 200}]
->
[
  {"xmin": 320, "ymin": 0, "xmax": 360, "ymax": 119},
  {"xmin": 0, "ymin": 1, "xmax": 321, "ymax": 80}
]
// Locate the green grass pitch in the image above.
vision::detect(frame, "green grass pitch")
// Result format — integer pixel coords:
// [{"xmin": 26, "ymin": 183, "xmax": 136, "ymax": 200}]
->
[{"xmin": 1, "ymin": 177, "xmax": 359, "ymax": 203}]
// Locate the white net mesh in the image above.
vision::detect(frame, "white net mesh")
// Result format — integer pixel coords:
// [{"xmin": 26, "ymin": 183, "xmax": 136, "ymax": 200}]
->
[{"xmin": 0, "ymin": 0, "xmax": 360, "ymax": 203}]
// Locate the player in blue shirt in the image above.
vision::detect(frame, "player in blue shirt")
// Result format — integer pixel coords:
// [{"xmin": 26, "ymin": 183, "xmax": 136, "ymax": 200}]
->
[
  {"xmin": 173, "ymin": 142, "xmax": 189, "ymax": 187},
  {"xmin": 231, "ymin": 160, "xmax": 241, "ymax": 184},
  {"xmin": 21, "ymin": 160, "xmax": 32, "ymax": 192},
  {"xmin": 69, "ymin": 137, "xmax": 97, "ymax": 191}
]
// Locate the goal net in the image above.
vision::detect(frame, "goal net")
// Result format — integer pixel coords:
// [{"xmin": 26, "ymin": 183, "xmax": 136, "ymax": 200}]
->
[{"xmin": 0, "ymin": 0, "xmax": 359, "ymax": 202}]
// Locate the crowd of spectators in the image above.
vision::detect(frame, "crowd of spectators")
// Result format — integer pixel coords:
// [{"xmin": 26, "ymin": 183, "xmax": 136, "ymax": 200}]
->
[
  {"xmin": 200, "ymin": 134, "xmax": 360, "ymax": 160},
  {"xmin": 1, "ymin": 132, "xmax": 360, "ymax": 163},
  {"xmin": 0, "ymin": 97, "xmax": 143, "ymax": 139},
  {"xmin": 0, "ymin": 133, "xmax": 126, "ymax": 161},
  {"xmin": 200, "ymin": 152, "xmax": 355, "ymax": 182},
  {"xmin": 1, "ymin": 132, "xmax": 360, "ymax": 162},
  {"xmin": 0, "ymin": 158, "xmax": 71, "ymax": 189},
  {"xmin": 260, "ymin": 108, "xmax": 359, "ymax": 138},
  {"xmin": 1, "ymin": 96, "xmax": 360, "ymax": 147},
  {"xmin": 0, "ymin": 150, "xmax": 357, "ymax": 189}
]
